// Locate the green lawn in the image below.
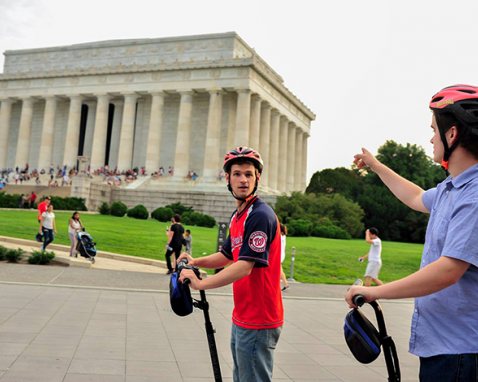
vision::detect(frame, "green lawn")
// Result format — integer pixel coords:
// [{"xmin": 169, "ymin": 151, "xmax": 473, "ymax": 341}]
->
[{"xmin": 0, "ymin": 209, "xmax": 423, "ymax": 285}]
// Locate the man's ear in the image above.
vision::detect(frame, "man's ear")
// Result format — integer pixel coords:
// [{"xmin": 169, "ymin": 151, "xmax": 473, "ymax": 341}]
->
[
  {"xmin": 225, "ymin": 172, "xmax": 230, "ymax": 182},
  {"xmin": 448, "ymin": 125, "xmax": 459, "ymax": 145}
]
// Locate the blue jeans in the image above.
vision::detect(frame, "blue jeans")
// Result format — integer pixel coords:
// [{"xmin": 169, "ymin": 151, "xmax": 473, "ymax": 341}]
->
[
  {"xmin": 42, "ymin": 228, "xmax": 54, "ymax": 250},
  {"xmin": 419, "ymin": 354, "xmax": 478, "ymax": 382},
  {"xmin": 230, "ymin": 323, "xmax": 282, "ymax": 382}
]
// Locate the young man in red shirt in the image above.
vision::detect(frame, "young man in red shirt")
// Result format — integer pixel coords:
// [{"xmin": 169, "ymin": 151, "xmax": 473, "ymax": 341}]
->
[
  {"xmin": 178, "ymin": 147, "xmax": 283, "ymax": 382},
  {"xmin": 37, "ymin": 196, "xmax": 50, "ymax": 222}
]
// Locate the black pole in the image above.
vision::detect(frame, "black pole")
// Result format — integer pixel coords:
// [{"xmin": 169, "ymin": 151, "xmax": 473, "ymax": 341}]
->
[{"xmin": 199, "ymin": 290, "xmax": 222, "ymax": 382}]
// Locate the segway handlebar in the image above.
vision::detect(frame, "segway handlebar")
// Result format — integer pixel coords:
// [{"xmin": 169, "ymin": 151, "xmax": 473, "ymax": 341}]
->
[
  {"xmin": 353, "ymin": 295, "xmax": 366, "ymax": 307},
  {"xmin": 177, "ymin": 259, "xmax": 201, "ymax": 285}
]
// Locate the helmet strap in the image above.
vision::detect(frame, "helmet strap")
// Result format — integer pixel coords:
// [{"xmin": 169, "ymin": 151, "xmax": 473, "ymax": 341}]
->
[
  {"xmin": 227, "ymin": 179, "xmax": 259, "ymax": 203},
  {"xmin": 439, "ymin": 127, "xmax": 460, "ymax": 174}
]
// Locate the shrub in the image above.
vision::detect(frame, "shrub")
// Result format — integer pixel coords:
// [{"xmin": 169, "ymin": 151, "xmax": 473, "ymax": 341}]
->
[
  {"xmin": 151, "ymin": 207, "xmax": 174, "ymax": 222},
  {"xmin": 165, "ymin": 202, "xmax": 193, "ymax": 216},
  {"xmin": 28, "ymin": 250, "xmax": 55, "ymax": 265},
  {"xmin": 0, "ymin": 245, "xmax": 8, "ymax": 261},
  {"xmin": 98, "ymin": 202, "xmax": 110, "ymax": 215},
  {"xmin": 49, "ymin": 196, "xmax": 87, "ymax": 211},
  {"xmin": 287, "ymin": 219, "xmax": 313, "ymax": 237},
  {"xmin": 127, "ymin": 204, "xmax": 149, "ymax": 220},
  {"xmin": 182, "ymin": 211, "xmax": 216, "ymax": 228},
  {"xmin": 0, "ymin": 192, "xmax": 21, "ymax": 208},
  {"xmin": 312, "ymin": 223, "xmax": 351, "ymax": 240},
  {"xmin": 110, "ymin": 201, "xmax": 128, "ymax": 217},
  {"xmin": 5, "ymin": 248, "xmax": 24, "ymax": 263}
]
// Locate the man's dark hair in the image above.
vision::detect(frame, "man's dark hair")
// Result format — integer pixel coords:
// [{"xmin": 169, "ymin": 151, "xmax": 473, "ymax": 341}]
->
[
  {"xmin": 173, "ymin": 214, "xmax": 181, "ymax": 223},
  {"xmin": 369, "ymin": 227, "xmax": 379, "ymax": 236},
  {"xmin": 434, "ymin": 111, "xmax": 478, "ymax": 159}
]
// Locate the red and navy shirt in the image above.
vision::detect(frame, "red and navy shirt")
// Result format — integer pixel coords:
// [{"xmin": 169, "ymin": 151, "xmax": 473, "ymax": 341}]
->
[{"xmin": 221, "ymin": 196, "xmax": 284, "ymax": 330}]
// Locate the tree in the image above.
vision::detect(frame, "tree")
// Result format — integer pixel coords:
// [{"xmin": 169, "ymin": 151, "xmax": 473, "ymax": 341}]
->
[
  {"xmin": 357, "ymin": 141, "xmax": 445, "ymax": 242},
  {"xmin": 306, "ymin": 167, "xmax": 362, "ymax": 200},
  {"xmin": 275, "ymin": 192, "xmax": 364, "ymax": 238}
]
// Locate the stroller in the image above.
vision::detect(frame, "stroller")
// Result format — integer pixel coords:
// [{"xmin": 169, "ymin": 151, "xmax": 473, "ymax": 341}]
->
[{"xmin": 76, "ymin": 230, "xmax": 97, "ymax": 263}]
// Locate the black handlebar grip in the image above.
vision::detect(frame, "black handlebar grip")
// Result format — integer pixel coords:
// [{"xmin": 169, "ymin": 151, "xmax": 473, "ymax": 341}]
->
[
  {"xmin": 183, "ymin": 278, "xmax": 191, "ymax": 285},
  {"xmin": 353, "ymin": 294, "xmax": 365, "ymax": 307}
]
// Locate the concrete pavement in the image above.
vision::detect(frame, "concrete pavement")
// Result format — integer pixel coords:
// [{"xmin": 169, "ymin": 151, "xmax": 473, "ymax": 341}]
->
[{"xmin": 0, "ymin": 238, "xmax": 419, "ymax": 381}]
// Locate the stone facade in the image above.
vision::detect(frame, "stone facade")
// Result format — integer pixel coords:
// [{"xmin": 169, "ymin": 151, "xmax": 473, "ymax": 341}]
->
[{"xmin": 0, "ymin": 32, "xmax": 315, "ymax": 215}]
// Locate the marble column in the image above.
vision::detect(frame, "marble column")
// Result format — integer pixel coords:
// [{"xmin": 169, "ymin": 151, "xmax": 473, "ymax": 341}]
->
[
  {"xmin": 249, "ymin": 94, "xmax": 261, "ymax": 150},
  {"xmin": 15, "ymin": 98, "xmax": 34, "ymax": 168},
  {"xmin": 90, "ymin": 94, "xmax": 111, "ymax": 170},
  {"xmin": 0, "ymin": 99, "xmax": 13, "ymax": 169},
  {"xmin": 203, "ymin": 90, "xmax": 223, "ymax": 181},
  {"xmin": 173, "ymin": 91, "xmax": 193, "ymax": 178},
  {"xmin": 226, "ymin": 95, "xmax": 236, "ymax": 150},
  {"xmin": 278, "ymin": 117, "xmax": 289, "ymax": 192},
  {"xmin": 294, "ymin": 129, "xmax": 303, "ymax": 191},
  {"xmin": 233, "ymin": 89, "xmax": 251, "ymax": 147},
  {"xmin": 37, "ymin": 96, "xmax": 58, "ymax": 170},
  {"xmin": 62, "ymin": 95, "xmax": 83, "ymax": 168},
  {"xmin": 302, "ymin": 133, "xmax": 309, "ymax": 191},
  {"xmin": 117, "ymin": 93, "xmax": 138, "ymax": 171},
  {"xmin": 144, "ymin": 92, "xmax": 165, "ymax": 173},
  {"xmin": 259, "ymin": 102, "xmax": 271, "ymax": 187},
  {"xmin": 269, "ymin": 109, "xmax": 280, "ymax": 191},
  {"xmin": 286, "ymin": 123, "xmax": 297, "ymax": 192}
]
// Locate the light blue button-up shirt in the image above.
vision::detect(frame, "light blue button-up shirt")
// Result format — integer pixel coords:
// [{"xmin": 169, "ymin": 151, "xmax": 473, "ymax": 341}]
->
[{"xmin": 409, "ymin": 163, "xmax": 478, "ymax": 357}]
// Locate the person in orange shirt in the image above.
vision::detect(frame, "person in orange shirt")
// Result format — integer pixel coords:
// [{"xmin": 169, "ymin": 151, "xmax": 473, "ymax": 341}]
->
[{"xmin": 37, "ymin": 196, "xmax": 51, "ymax": 223}]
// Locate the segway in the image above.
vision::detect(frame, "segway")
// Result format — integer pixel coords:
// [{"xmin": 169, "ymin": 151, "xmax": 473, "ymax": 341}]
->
[
  {"xmin": 171, "ymin": 259, "xmax": 223, "ymax": 382},
  {"xmin": 344, "ymin": 282, "xmax": 400, "ymax": 382}
]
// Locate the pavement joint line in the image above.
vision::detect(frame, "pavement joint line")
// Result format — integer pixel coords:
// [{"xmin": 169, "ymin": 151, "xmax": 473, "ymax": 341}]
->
[
  {"xmin": 47, "ymin": 267, "xmax": 67, "ymax": 284},
  {"xmin": 0, "ymin": 280, "xmax": 414, "ymax": 304}
]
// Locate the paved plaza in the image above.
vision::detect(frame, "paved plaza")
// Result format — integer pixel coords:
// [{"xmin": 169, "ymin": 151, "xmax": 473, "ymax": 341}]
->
[{"xmin": 0, "ymin": 240, "xmax": 419, "ymax": 381}]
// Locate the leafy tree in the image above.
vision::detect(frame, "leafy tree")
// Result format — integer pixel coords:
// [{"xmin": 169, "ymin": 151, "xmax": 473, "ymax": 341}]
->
[
  {"xmin": 275, "ymin": 192, "xmax": 364, "ymax": 237},
  {"xmin": 356, "ymin": 141, "xmax": 445, "ymax": 242},
  {"xmin": 306, "ymin": 167, "xmax": 362, "ymax": 200}
]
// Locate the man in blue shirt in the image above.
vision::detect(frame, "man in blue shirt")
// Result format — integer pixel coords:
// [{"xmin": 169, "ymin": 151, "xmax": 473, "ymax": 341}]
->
[{"xmin": 346, "ymin": 84, "xmax": 478, "ymax": 382}]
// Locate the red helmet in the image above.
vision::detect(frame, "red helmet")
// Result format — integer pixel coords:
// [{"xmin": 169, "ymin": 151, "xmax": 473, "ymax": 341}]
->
[
  {"xmin": 223, "ymin": 147, "xmax": 263, "ymax": 174},
  {"xmin": 429, "ymin": 85, "xmax": 478, "ymax": 170},
  {"xmin": 430, "ymin": 84, "xmax": 478, "ymax": 125}
]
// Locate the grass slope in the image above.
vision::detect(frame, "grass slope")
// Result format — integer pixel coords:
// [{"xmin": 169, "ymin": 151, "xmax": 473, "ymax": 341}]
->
[{"xmin": 0, "ymin": 209, "xmax": 423, "ymax": 285}]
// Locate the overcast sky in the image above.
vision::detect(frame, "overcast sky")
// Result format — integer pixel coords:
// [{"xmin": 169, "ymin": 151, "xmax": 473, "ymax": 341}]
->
[{"xmin": 2, "ymin": 0, "xmax": 478, "ymax": 181}]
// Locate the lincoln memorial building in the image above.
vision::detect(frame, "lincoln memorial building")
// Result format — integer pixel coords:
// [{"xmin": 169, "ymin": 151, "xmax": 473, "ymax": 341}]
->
[{"xmin": 0, "ymin": 32, "xmax": 315, "ymax": 218}]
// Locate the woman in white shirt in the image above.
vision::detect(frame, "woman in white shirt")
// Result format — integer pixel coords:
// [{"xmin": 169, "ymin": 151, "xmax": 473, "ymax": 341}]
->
[
  {"xmin": 68, "ymin": 211, "xmax": 83, "ymax": 257},
  {"xmin": 280, "ymin": 224, "xmax": 290, "ymax": 291},
  {"xmin": 39, "ymin": 204, "xmax": 57, "ymax": 251}
]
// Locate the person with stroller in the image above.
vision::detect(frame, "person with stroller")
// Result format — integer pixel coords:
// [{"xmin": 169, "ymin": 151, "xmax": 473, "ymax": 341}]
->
[
  {"xmin": 39, "ymin": 203, "xmax": 56, "ymax": 251},
  {"xmin": 68, "ymin": 211, "xmax": 84, "ymax": 257},
  {"xmin": 346, "ymin": 85, "xmax": 478, "ymax": 381},
  {"xmin": 165, "ymin": 214, "xmax": 184, "ymax": 274},
  {"xmin": 178, "ymin": 147, "xmax": 283, "ymax": 382}
]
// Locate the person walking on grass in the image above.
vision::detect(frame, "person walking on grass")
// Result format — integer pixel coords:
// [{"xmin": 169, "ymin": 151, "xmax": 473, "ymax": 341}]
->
[
  {"xmin": 165, "ymin": 214, "xmax": 184, "ymax": 274},
  {"xmin": 358, "ymin": 227, "xmax": 383, "ymax": 286},
  {"xmin": 178, "ymin": 147, "xmax": 283, "ymax": 382},
  {"xmin": 183, "ymin": 229, "xmax": 192, "ymax": 255},
  {"xmin": 39, "ymin": 204, "xmax": 56, "ymax": 251},
  {"xmin": 346, "ymin": 84, "xmax": 478, "ymax": 381}
]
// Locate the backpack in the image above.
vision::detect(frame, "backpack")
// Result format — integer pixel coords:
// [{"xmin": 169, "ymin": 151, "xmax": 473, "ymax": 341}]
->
[
  {"xmin": 169, "ymin": 271, "xmax": 193, "ymax": 317},
  {"xmin": 344, "ymin": 308, "xmax": 381, "ymax": 364}
]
